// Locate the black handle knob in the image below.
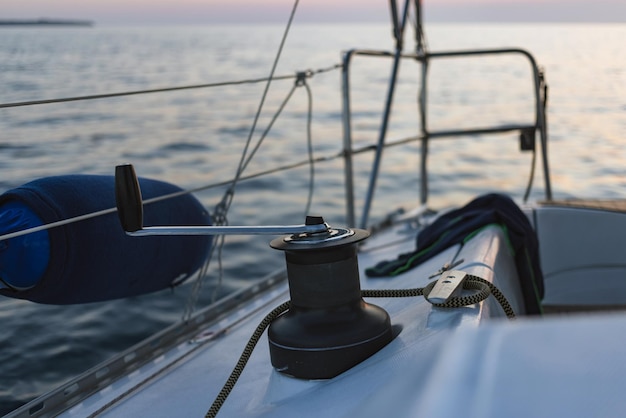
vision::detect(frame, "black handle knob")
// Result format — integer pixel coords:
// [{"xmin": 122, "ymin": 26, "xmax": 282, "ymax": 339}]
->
[
  {"xmin": 115, "ymin": 164, "xmax": 143, "ymax": 232},
  {"xmin": 305, "ymin": 215, "xmax": 325, "ymax": 225}
]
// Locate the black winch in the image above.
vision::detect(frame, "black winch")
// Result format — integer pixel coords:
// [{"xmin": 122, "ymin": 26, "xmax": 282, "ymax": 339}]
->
[
  {"xmin": 268, "ymin": 216, "xmax": 393, "ymax": 379},
  {"xmin": 114, "ymin": 164, "xmax": 393, "ymax": 380}
]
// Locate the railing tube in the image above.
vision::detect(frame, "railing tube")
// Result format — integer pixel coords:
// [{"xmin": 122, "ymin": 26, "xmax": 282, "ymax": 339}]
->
[
  {"xmin": 341, "ymin": 50, "xmax": 357, "ymax": 228},
  {"xmin": 418, "ymin": 56, "xmax": 429, "ymax": 204}
]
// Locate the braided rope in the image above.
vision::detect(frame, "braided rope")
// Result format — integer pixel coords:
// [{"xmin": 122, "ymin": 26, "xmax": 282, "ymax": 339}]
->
[
  {"xmin": 205, "ymin": 301, "xmax": 290, "ymax": 418},
  {"xmin": 363, "ymin": 275, "xmax": 515, "ymax": 319},
  {"xmin": 468, "ymin": 275, "xmax": 516, "ymax": 318},
  {"xmin": 206, "ymin": 274, "xmax": 515, "ymax": 416}
]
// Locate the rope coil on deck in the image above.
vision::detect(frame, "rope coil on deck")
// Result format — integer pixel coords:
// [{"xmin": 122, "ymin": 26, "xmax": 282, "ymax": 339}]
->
[
  {"xmin": 206, "ymin": 274, "xmax": 515, "ymax": 417},
  {"xmin": 363, "ymin": 274, "xmax": 516, "ymax": 318}
]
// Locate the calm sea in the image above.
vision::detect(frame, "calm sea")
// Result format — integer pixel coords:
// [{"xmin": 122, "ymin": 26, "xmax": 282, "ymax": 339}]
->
[{"xmin": 0, "ymin": 22, "xmax": 624, "ymax": 414}]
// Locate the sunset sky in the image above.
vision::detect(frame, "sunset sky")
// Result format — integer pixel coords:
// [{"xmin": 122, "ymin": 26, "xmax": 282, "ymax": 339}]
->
[{"xmin": 2, "ymin": 0, "xmax": 624, "ymax": 24}]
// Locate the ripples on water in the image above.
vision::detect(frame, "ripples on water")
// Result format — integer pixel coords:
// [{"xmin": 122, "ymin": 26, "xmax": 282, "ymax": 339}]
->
[{"xmin": 0, "ymin": 23, "xmax": 624, "ymax": 413}]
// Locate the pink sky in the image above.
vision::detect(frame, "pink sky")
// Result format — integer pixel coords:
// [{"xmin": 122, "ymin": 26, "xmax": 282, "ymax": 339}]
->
[{"xmin": 2, "ymin": 0, "xmax": 624, "ymax": 23}]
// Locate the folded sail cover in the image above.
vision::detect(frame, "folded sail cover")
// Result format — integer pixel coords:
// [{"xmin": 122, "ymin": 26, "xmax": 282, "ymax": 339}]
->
[
  {"xmin": 0, "ymin": 175, "xmax": 212, "ymax": 304},
  {"xmin": 366, "ymin": 193, "xmax": 544, "ymax": 314}
]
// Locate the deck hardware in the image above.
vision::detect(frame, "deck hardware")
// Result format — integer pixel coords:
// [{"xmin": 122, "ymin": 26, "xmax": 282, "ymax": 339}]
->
[
  {"xmin": 269, "ymin": 217, "xmax": 393, "ymax": 379},
  {"xmin": 115, "ymin": 163, "xmax": 393, "ymax": 379},
  {"xmin": 426, "ymin": 270, "xmax": 467, "ymax": 304},
  {"xmin": 428, "ymin": 258, "xmax": 465, "ymax": 278}
]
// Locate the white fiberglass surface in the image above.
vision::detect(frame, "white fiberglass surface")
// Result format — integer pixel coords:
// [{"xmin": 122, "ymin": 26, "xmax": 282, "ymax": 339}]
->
[{"xmin": 62, "ymin": 225, "xmax": 521, "ymax": 417}]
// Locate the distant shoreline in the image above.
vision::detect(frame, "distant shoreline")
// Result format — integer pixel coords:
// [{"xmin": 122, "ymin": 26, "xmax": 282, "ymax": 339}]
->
[{"xmin": 0, "ymin": 19, "xmax": 93, "ymax": 27}]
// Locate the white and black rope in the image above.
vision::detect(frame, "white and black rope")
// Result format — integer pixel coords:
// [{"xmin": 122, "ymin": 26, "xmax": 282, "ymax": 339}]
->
[{"xmin": 363, "ymin": 274, "xmax": 515, "ymax": 318}]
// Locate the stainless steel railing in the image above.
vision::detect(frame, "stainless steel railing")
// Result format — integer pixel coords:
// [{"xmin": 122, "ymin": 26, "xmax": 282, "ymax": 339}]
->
[{"xmin": 341, "ymin": 47, "xmax": 552, "ymax": 229}]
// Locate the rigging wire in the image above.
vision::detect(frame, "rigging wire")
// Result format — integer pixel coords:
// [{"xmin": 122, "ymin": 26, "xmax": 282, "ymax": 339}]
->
[
  {"xmin": 185, "ymin": 81, "xmax": 301, "ymax": 317},
  {"xmin": 0, "ymin": 64, "xmax": 341, "ymax": 109},
  {"xmin": 222, "ymin": 2, "xmax": 301, "ymax": 197},
  {"xmin": 0, "ymin": 77, "xmax": 295, "ymax": 109},
  {"xmin": 239, "ymin": 84, "xmax": 298, "ymax": 175},
  {"xmin": 412, "ymin": 0, "xmax": 429, "ymax": 55},
  {"xmin": 230, "ymin": 72, "xmax": 315, "ymax": 218},
  {"xmin": 0, "ymin": 132, "xmax": 416, "ymax": 245},
  {"xmin": 187, "ymin": 0, "xmax": 303, "ymax": 312}
]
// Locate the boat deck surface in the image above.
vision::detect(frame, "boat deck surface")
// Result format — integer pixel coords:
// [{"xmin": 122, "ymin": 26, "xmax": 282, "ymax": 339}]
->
[{"xmin": 53, "ymin": 221, "xmax": 522, "ymax": 418}]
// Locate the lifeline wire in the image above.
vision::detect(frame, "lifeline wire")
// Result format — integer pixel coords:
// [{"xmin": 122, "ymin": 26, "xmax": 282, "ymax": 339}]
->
[
  {"xmin": 0, "ymin": 131, "xmax": 411, "ymax": 245},
  {"xmin": 0, "ymin": 64, "xmax": 341, "ymax": 109},
  {"xmin": 221, "ymin": 0, "xmax": 301, "ymax": 197},
  {"xmin": 205, "ymin": 274, "xmax": 515, "ymax": 417}
]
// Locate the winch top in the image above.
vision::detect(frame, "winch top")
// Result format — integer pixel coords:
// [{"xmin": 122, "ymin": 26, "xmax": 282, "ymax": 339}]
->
[{"xmin": 270, "ymin": 215, "xmax": 369, "ymax": 251}]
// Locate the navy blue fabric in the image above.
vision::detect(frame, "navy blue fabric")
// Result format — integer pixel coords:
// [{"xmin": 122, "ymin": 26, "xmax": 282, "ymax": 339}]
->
[
  {"xmin": 366, "ymin": 193, "xmax": 544, "ymax": 314},
  {"xmin": 0, "ymin": 175, "xmax": 212, "ymax": 304},
  {"xmin": 0, "ymin": 201, "xmax": 50, "ymax": 289}
]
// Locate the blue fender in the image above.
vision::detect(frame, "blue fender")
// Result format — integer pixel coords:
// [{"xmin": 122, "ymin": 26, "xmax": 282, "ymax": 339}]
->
[{"xmin": 0, "ymin": 175, "xmax": 212, "ymax": 304}]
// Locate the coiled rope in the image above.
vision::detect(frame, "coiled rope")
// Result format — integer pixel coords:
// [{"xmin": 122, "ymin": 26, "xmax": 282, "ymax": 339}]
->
[
  {"xmin": 364, "ymin": 274, "xmax": 516, "ymax": 318},
  {"xmin": 205, "ymin": 274, "xmax": 515, "ymax": 417}
]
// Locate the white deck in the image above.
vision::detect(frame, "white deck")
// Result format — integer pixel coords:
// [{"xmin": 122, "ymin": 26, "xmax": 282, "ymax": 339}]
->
[{"xmin": 57, "ymin": 222, "xmax": 525, "ymax": 417}]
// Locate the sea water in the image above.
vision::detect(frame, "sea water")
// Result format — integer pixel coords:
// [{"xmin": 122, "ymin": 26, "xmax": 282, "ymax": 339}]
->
[{"xmin": 0, "ymin": 22, "xmax": 624, "ymax": 413}]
